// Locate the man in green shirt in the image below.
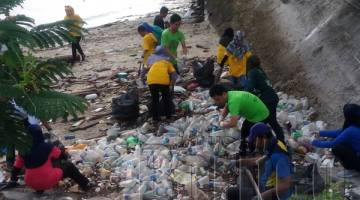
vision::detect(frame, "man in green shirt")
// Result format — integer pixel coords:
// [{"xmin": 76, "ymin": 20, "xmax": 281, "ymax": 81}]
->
[
  {"xmin": 209, "ymin": 84, "xmax": 269, "ymax": 156},
  {"xmin": 161, "ymin": 13, "xmax": 188, "ymax": 74}
]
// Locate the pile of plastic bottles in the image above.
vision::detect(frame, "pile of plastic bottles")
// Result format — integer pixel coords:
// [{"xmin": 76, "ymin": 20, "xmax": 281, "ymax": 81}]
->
[{"xmin": 65, "ymin": 89, "xmax": 330, "ymax": 199}]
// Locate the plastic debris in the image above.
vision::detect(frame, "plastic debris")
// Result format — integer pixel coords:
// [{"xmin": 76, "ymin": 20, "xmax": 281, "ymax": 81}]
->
[
  {"xmin": 85, "ymin": 93, "xmax": 98, "ymax": 100},
  {"xmin": 57, "ymin": 88, "xmax": 331, "ymax": 198}
]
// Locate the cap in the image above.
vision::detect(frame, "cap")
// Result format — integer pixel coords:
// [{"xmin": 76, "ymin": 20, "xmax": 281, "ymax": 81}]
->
[{"xmin": 247, "ymin": 123, "xmax": 270, "ymax": 143}]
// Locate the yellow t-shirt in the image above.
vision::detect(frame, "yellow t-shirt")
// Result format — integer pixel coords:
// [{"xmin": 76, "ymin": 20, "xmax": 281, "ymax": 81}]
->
[
  {"xmin": 143, "ymin": 33, "xmax": 158, "ymax": 64},
  {"xmin": 64, "ymin": 15, "xmax": 83, "ymax": 37},
  {"xmin": 228, "ymin": 51, "xmax": 252, "ymax": 77},
  {"xmin": 216, "ymin": 44, "xmax": 229, "ymax": 65},
  {"xmin": 147, "ymin": 60, "xmax": 175, "ymax": 85}
]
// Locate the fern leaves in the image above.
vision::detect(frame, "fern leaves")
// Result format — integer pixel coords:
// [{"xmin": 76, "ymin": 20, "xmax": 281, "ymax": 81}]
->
[
  {"xmin": 0, "ymin": 101, "xmax": 32, "ymax": 154},
  {"xmin": 0, "ymin": 0, "xmax": 24, "ymax": 16},
  {"xmin": 0, "ymin": 0, "xmax": 89, "ymax": 151},
  {"xmin": 15, "ymin": 90, "xmax": 88, "ymax": 121}
]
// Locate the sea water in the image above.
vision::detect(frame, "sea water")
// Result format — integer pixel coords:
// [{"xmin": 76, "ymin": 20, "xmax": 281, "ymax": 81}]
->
[{"xmin": 12, "ymin": 0, "xmax": 187, "ymax": 27}]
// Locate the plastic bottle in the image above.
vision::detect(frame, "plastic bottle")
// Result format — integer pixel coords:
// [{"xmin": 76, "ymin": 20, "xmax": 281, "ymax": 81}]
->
[
  {"xmin": 161, "ymin": 137, "xmax": 169, "ymax": 145},
  {"xmin": 0, "ymin": 170, "xmax": 4, "ymax": 183},
  {"xmin": 167, "ymin": 188, "xmax": 174, "ymax": 197},
  {"xmin": 209, "ymin": 181, "xmax": 226, "ymax": 189},
  {"xmin": 140, "ymin": 122, "xmax": 151, "ymax": 133},
  {"xmin": 155, "ymin": 187, "xmax": 167, "ymax": 196},
  {"xmin": 126, "ymin": 168, "xmax": 136, "ymax": 179},
  {"xmin": 197, "ymin": 176, "xmax": 209, "ymax": 188},
  {"xmin": 119, "ymin": 179, "xmax": 137, "ymax": 188},
  {"xmin": 170, "ymin": 154, "xmax": 179, "ymax": 169},
  {"xmin": 138, "ymin": 182, "xmax": 148, "ymax": 194},
  {"xmin": 85, "ymin": 93, "xmax": 98, "ymax": 100},
  {"xmin": 164, "ymin": 125, "xmax": 180, "ymax": 133},
  {"xmin": 154, "ymin": 157, "xmax": 163, "ymax": 169},
  {"xmin": 134, "ymin": 145, "xmax": 141, "ymax": 156}
]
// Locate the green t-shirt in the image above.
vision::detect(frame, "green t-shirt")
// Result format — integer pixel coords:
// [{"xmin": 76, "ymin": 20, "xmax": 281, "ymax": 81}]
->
[
  {"xmin": 161, "ymin": 29, "xmax": 185, "ymax": 63},
  {"xmin": 227, "ymin": 91, "xmax": 269, "ymax": 123}
]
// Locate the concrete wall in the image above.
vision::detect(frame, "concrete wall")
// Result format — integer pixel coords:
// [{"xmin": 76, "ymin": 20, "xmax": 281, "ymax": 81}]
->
[{"xmin": 207, "ymin": 0, "xmax": 360, "ymax": 126}]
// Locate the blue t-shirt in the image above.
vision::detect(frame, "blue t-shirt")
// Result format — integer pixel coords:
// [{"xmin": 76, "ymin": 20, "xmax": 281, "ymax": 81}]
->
[
  {"xmin": 260, "ymin": 152, "xmax": 293, "ymax": 200},
  {"xmin": 312, "ymin": 126, "xmax": 360, "ymax": 154}
]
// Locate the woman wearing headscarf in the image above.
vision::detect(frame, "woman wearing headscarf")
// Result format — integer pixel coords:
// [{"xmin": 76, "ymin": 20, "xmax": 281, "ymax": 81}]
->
[
  {"xmin": 225, "ymin": 31, "xmax": 252, "ymax": 89},
  {"xmin": 64, "ymin": 5, "xmax": 85, "ymax": 63},
  {"xmin": 146, "ymin": 46, "xmax": 178, "ymax": 122},
  {"xmin": 246, "ymin": 55, "xmax": 285, "ymax": 141},
  {"xmin": 217, "ymin": 28, "xmax": 234, "ymax": 66},
  {"xmin": 312, "ymin": 103, "xmax": 360, "ymax": 178},
  {"xmin": 9, "ymin": 125, "xmax": 92, "ymax": 192}
]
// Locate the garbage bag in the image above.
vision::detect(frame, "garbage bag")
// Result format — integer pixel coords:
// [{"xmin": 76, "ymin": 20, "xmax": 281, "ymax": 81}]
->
[
  {"xmin": 112, "ymin": 90, "xmax": 139, "ymax": 121},
  {"xmin": 192, "ymin": 58, "xmax": 215, "ymax": 88},
  {"xmin": 292, "ymin": 164, "xmax": 325, "ymax": 194}
]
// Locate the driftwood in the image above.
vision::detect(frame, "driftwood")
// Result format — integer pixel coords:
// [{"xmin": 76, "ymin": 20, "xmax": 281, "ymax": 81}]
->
[
  {"xmin": 85, "ymin": 133, "xmax": 107, "ymax": 141},
  {"xmin": 86, "ymin": 111, "xmax": 112, "ymax": 121},
  {"xmin": 69, "ymin": 88, "xmax": 99, "ymax": 96},
  {"xmin": 195, "ymin": 44, "xmax": 210, "ymax": 50},
  {"xmin": 68, "ymin": 111, "xmax": 111, "ymax": 132},
  {"xmin": 95, "ymin": 67, "xmax": 111, "ymax": 72},
  {"xmin": 69, "ymin": 120, "xmax": 100, "ymax": 132}
]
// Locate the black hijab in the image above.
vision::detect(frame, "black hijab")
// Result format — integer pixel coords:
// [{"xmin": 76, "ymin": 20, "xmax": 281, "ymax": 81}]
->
[
  {"xmin": 343, "ymin": 103, "xmax": 360, "ymax": 129},
  {"xmin": 219, "ymin": 28, "xmax": 234, "ymax": 47},
  {"xmin": 23, "ymin": 125, "xmax": 54, "ymax": 168}
]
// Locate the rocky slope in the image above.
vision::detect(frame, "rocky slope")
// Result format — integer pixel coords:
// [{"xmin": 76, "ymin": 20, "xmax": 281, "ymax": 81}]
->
[{"xmin": 207, "ymin": 0, "xmax": 360, "ymax": 127}]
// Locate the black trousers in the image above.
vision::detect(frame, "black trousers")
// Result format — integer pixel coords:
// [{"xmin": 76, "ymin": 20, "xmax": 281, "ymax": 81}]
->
[
  {"xmin": 149, "ymin": 84, "xmax": 171, "ymax": 121},
  {"xmin": 226, "ymin": 186, "xmax": 256, "ymax": 200},
  {"xmin": 332, "ymin": 144, "xmax": 360, "ymax": 171},
  {"xmin": 53, "ymin": 159, "xmax": 89, "ymax": 188},
  {"xmin": 6, "ymin": 145, "xmax": 15, "ymax": 166},
  {"xmin": 239, "ymin": 99, "xmax": 285, "ymax": 154},
  {"xmin": 263, "ymin": 99, "xmax": 285, "ymax": 142},
  {"xmin": 71, "ymin": 36, "xmax": 85, "ymax": 60}
]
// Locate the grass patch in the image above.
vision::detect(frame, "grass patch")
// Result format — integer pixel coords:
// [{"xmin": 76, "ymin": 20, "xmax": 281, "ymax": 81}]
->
[{"xmin": 290, "ymin": 181, "xmax": 346, "ymax": 200}]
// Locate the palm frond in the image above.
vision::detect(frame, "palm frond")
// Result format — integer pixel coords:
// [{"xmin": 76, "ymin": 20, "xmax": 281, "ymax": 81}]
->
[
  {"xmin": 5, "ymin": 14, "xmax": 34, "ymax": 28},
  {"xmin": 0, "ymin": 0, "xmax": 89, "ymax": 151},
  {"xmin": 0, "ymin": 84, "xmax": 26, "ymax": 98},
  {"xmin": 0, "ymin": 101, "xmax": 32, "ymax": 154},
  {"xmin": 14, "ymin": 90, "xmax": 88, "ymax": 121},
  {"xmin": 0, "ymin": 0, "xmax": 24, "ymax": 15}
]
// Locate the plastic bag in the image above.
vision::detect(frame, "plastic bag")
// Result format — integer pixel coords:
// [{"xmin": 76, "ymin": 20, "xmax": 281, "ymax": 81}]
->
[
  {"xmin": 172, "ymin": 169, "xmax": 196, "ymax": 185},
  {"xmin": 111, "ymin": 90, "xmax": 139, "ymax": 121},
  {"xmin": 80, "ymin": 149, "xmax": 104, "ymax": 164},
  {"xmin": 192, "ymin": 58, "xmax": 215, "ymax": 88}
]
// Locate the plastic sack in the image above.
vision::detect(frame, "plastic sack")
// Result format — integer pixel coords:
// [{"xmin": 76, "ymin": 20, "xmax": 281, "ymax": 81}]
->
[
  {"xmin": 192, "ymin": 58, "xmax": 215, "ymax": 88},
  {"xmin": 111, "ymin": 90, "xmax": 139, "ymax": 121}
]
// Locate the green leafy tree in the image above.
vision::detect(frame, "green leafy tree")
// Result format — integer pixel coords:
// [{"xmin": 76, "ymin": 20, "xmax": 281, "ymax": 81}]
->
[{"xmin": 0, "ymin": 0, "xmax": 87, "ymax": 153}]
